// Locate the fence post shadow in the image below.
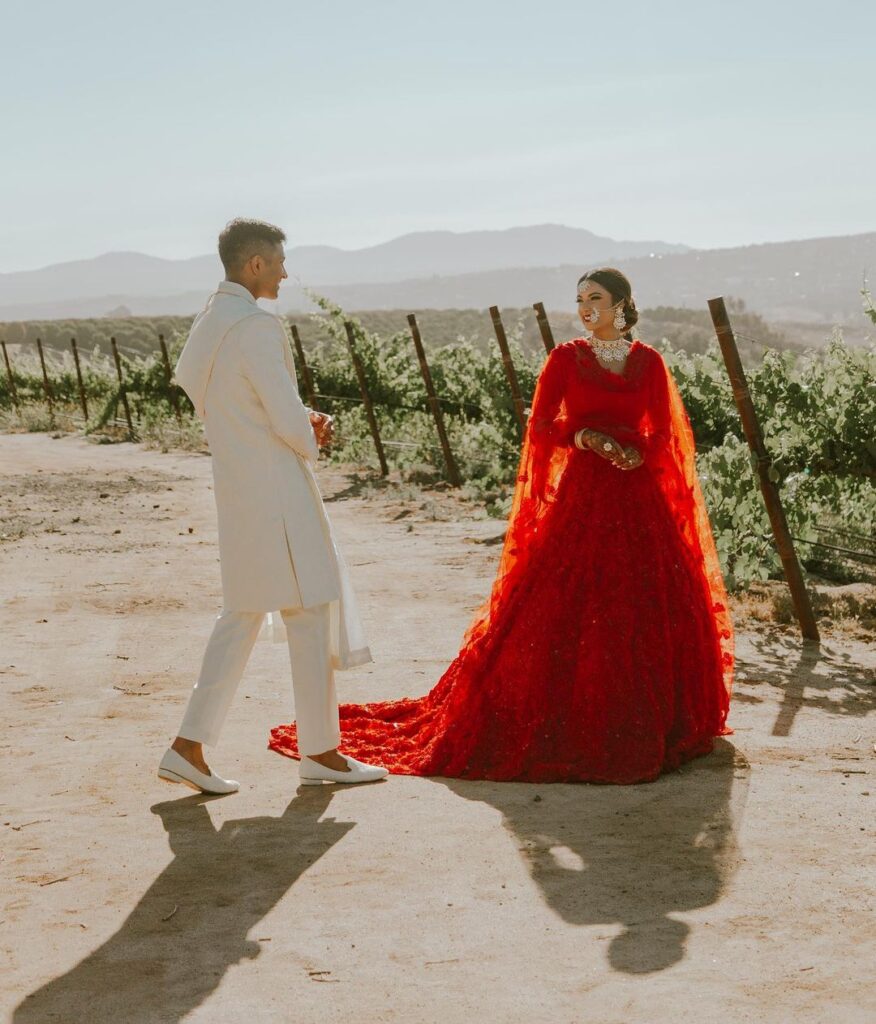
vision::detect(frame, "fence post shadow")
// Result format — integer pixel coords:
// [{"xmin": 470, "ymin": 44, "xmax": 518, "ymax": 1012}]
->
[{"xmin": 732, "ymin": 632, "xmax": 875, "ymax": 736}]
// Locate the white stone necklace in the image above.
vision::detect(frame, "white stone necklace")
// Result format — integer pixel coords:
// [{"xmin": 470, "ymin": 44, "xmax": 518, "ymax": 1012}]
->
[{"xmin": 587, "ymin": 334, "xmax": 630, "ymax": 363}]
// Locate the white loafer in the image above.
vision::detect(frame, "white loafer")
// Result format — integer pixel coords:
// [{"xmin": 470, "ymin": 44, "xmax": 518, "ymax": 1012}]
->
[
  {"xmin": 299, "ymin": 754, "xmax": 388, "ymax": 786},
  {"xmin": 157, "ymin": 748, "xmax": 239, "ymax": 795}
]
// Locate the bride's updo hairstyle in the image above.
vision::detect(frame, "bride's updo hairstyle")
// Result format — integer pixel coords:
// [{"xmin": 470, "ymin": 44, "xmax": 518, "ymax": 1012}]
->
[{"xmin": 577, "ymin": 267, "xmax": 639, "ymax": 341}]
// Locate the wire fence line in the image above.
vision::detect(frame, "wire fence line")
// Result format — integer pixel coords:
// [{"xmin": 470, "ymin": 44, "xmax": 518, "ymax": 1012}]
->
[{"xmin": 1, "ymin": 298, "xmax": 874, "ymax": 598}]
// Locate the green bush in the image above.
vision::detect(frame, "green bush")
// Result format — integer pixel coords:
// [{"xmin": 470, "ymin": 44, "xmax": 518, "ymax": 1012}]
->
[{"xmin": 1, "ymin": 295, "xmax": 873, "ymax": 590}]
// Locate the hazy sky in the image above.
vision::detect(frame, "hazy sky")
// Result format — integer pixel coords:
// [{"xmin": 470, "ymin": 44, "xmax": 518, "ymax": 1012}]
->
[{"xmin": 1, "ymin": 0, "xmax": 873, "ymax": 272}]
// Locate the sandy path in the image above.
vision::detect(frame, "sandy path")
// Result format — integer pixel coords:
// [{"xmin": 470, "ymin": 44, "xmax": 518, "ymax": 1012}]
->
[{"xmin": 1, "ymin": 432, "xmax": 873, "ymax": 1024}]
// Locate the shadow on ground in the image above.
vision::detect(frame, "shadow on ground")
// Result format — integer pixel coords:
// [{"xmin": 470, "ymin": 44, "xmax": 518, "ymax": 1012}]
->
[
  {"xmin": 732, "ymin": 634, "xmax": 876, "ymax": 735},
  {"xmin": 13, "ymin": 787, "xmax": 350, "ymax": 1024},
  {"xmin": 442, "ymin": 738, "xmax": 749, "ymax": 975}
]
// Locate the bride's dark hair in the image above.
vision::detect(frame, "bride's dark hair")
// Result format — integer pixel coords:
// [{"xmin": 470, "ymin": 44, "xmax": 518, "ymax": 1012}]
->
[{"xmin": 577, "ymin": 267, "xmax": 639, "ymax": 341}]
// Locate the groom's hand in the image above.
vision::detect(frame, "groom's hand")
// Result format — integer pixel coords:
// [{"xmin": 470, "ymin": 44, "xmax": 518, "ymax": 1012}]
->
[{"xmin": 309, "ymin": 411, "xmax": 335, "ymax": 448}]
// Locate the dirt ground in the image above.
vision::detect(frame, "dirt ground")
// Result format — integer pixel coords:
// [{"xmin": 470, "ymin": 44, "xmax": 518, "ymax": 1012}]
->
[{"xmin": 1, "ymin": 432, "xmax": 874, "ymax": 1024}]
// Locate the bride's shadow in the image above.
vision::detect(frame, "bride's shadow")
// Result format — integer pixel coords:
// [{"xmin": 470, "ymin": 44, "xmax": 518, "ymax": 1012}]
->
[
  {"xmin": 13, "ymin": 787, "xmax": 352, "ymax": 1024},
  {"xmin": 440, "ymin": 738, "xmax": 748, "ymax": 975}
]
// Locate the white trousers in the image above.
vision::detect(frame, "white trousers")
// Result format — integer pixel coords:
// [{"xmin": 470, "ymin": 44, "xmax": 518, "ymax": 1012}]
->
[{"xmin": 176, "ymin": 603, "xmax": 341, "ymax": 756}]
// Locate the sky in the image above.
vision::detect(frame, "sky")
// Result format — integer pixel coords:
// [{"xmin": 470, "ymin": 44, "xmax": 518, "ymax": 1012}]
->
[{"xmin": 1, "ymin": 0, "xmax": 874, "ymax": 273}]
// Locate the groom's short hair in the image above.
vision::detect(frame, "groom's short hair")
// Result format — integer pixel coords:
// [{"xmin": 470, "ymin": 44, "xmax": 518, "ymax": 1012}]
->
[{"xmin": 218, "ymin": 218, "xmax": 286, "ymax": 273}]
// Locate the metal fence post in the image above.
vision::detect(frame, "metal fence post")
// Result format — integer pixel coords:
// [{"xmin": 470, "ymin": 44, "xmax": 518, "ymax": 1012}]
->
[
  {"xmin": 158, "ymin": 334, "xmax": 182, "ymax": 425},
  {"xmin": 708, "ymin": 296, "xmax": 819, "ymax": 641},
  {"xmin": 407, "ymin": 313, "xmax": 462, "ymax": 487},
  {"xmin": 36, "ymin": 338, "xmax": 55, "ymax": 417},
  {"xmin": 532, "ymin": 301, "xmax": 557, "ymax": 354},
  {"xmin": 343, "ymin": 321, "xmax": 388, "ymax": 475},
  {"xmin": 488, "ymin": 306, "xmax": 526, "ymax": 433},
  {"xmin": 290, "ymin": 324, "xmax": 319, "ymax": 411},
  {"xmin": 110, "ymin": 336, "xmax": 135, "ymax": 440},
  {"xmin": 1, "ymin": 340, "xmax": 20, "ymax": 415},
  {"xmin": 70, "ymin": 338, "xmax": 89, "ymax": 422}
]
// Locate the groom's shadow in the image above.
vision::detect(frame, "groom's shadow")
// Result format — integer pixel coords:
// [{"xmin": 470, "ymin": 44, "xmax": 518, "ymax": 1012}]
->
[
  {"xmin": 13, "ymin": 787, "xmax": 352, "ymax": 1024},
  {"xmin": 440, "ymin": 739, "xmax": 748, "ymax": 975}
]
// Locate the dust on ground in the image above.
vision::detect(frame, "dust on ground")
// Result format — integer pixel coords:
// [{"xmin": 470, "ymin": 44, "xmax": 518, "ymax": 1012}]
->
[{"xmin": 1, "ymin": 432, "xmax": 873, "ymax": 1024}]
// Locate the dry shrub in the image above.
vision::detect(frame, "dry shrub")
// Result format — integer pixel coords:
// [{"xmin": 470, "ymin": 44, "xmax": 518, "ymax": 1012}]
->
[{"xmin": 733, "ymin": 579, "xmax": 876, "ymax": 639}]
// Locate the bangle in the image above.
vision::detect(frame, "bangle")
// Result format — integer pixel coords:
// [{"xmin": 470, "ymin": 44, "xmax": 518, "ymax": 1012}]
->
[{"xmin": 575, "ymin": 428, "xmax": 595, "ymax": 450}]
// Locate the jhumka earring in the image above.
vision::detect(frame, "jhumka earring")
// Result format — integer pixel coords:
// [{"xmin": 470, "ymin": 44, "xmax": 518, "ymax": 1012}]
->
[{"xmin": 613, "ymin": 305, "xmax": 626, "ymax": 331}]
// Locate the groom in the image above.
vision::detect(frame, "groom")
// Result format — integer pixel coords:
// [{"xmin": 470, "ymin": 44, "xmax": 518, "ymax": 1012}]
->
[{"xmin": 158, "ymin": 218, "xmax": 387, "ymax": 793}]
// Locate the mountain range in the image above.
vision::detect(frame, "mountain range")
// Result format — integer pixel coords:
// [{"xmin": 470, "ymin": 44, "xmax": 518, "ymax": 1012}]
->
[{"xmin": 0, "ymin": 225, "xmax": 873, "ymax": 325}]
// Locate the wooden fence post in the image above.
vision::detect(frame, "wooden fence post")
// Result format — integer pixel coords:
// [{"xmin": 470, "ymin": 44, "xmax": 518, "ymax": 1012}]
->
[
  {"xmin": 343, "ymin": 321, "xmax": 388, "ymax": 475},
  {"xmin": 158, "ymin": 334, "xmax": 182, "ymax": 425},
  {"xmin": 488, "ymin": 306, "xmax": 526, "ymax": 433},
  {"xmin": 532, "ymin": 301, "xmax": 556, "ymax": 354},
  {"xmin": 290, "ymin": 324, "xmax": 319, "ymax": 411},
  {"xmin": 110, "ymin": 336, "xmax": 136, "ymax": 440},
  {"xmin": 407, "ymin": 313, "xmax": 462, "ymax": 487},
  {"xmin": 35, "ymin": 338, "xmax": 55, "ymax": 417},
  {"xmin": 707, "ymin": 296, "xmax": 819, "ymax": 642},
  {"xmin": 1, "ymin": 340, "xmax": 20, "ymax": 415},
  {"xmin": 70, "ymin": 338, "xmax": 89, "ymax": 423}
]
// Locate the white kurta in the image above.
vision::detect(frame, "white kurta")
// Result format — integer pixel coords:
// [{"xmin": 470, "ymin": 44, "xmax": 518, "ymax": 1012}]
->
[{"xmin": 174, "ymin": 280, "xmax": 371, "ymax": 670}]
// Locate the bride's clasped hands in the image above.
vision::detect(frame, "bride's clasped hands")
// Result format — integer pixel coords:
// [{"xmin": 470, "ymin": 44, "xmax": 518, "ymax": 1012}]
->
[{"xmin": 573, "ymin": 426, "xmax": 644, "ymax": 471}]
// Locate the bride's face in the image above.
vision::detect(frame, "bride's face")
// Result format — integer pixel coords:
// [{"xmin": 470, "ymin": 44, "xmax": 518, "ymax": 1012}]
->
[{"xmin": 576, "ymin": 280, "xmax": 621, "ymax": 329}]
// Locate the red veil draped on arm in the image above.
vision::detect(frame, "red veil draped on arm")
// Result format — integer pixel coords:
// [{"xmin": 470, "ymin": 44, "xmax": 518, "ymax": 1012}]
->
[
  {"xmin": 461, "ymin": 343, "xmax": 734, "ymax": 704},
  {"xmin": 640, "ymin": 348, "xmax": 735, "ymax": 703}
]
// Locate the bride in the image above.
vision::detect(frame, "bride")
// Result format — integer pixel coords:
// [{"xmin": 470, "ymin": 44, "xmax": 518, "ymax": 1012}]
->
[{"xmin": 270, "ymin": 267, "xmax": 734, "ymax": 784}]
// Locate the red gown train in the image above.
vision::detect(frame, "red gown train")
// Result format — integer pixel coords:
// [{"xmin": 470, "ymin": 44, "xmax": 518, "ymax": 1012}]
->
[{"xmin": 269, "ymin": 338, "xmax": 734, "ymax": 784}]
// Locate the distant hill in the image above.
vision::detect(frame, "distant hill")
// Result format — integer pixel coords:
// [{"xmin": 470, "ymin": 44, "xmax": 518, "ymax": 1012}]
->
[
  {"xmin": 0, "ymin": 226, "xmax": 872, "ymax": 326},
  {"xmin": 0, "ymin": 225, "xmax": 687, "ymax": 316},
  {"xmin": 307, "ymin": 233, "xmax": 876, "ymax": 325}
]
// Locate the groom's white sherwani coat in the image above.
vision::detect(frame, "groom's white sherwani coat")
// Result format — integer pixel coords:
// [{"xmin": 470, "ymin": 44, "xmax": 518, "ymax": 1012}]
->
[{"xmin": 174, "ymin": 280, "xmax": 370, "ymax": 671}]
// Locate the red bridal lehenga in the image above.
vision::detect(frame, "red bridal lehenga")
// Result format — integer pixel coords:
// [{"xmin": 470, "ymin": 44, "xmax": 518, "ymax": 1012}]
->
[{"xmin": 269, "ymin": 338, "xmax": 734, "ymax": 784}]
